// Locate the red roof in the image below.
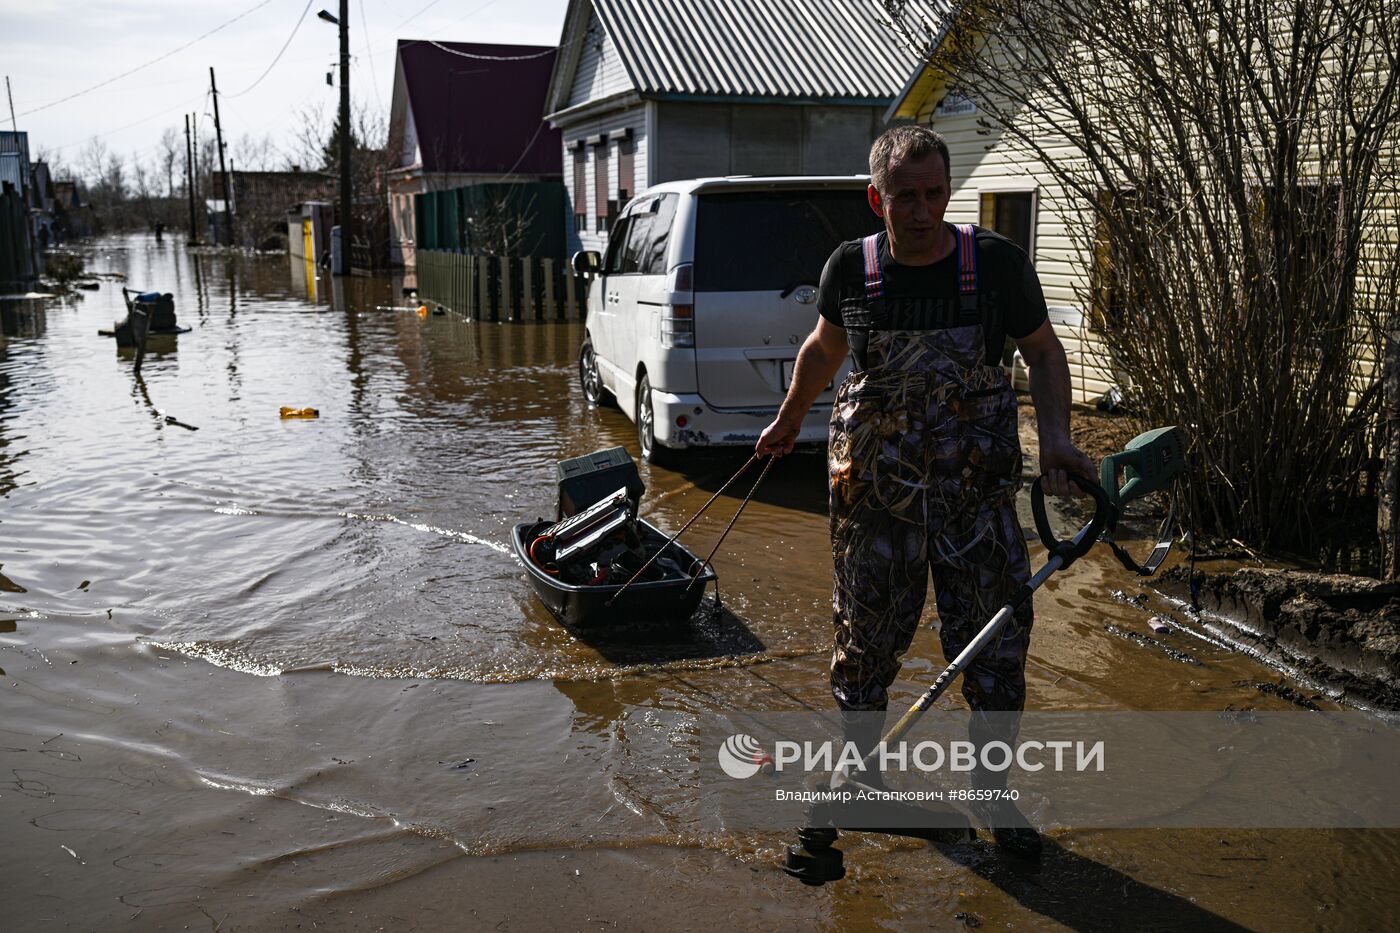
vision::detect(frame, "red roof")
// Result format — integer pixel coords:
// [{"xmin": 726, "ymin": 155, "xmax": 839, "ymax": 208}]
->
[{"xmin": 396, "ymin": 40, "xmax": 562, "ymax": 175}]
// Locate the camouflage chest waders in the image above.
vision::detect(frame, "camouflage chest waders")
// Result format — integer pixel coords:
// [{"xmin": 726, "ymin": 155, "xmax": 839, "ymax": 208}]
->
[{"xmin": 829, "ymin": 225, "xmax": 1032, "ymax": 714}]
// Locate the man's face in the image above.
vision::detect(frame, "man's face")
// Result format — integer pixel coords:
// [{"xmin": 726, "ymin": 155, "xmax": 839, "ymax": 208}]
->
[{"xmin": 867, "ymin": 150, "xmax": 950, "ymax": 263}]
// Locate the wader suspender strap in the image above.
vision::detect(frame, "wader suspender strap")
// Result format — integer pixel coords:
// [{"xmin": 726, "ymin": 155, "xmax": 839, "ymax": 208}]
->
[
  {"xmin": 953, "ymin": 223, "xmax": 978, "ymax": 311},
  {"xmin": 862, "ymin": 234, "xmax": 883, "ymax": 299}
]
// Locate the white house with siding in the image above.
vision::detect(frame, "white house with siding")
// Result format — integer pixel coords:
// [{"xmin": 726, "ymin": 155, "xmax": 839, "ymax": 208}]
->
[{"xmin": 544, "ymin": 0, "xmax": 948, "ymax": 255}]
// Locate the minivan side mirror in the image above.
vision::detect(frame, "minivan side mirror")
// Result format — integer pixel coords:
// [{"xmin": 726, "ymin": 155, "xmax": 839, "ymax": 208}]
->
[{"xmin": 572, "ymin": 250, "xmax": 602, "ymax": 279}]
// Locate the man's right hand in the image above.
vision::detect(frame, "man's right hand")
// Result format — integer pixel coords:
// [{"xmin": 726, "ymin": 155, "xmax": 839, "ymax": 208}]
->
[
  {"xmin": 756, "ymin": 417, "xmax": 800, "ymax": 458},
  {"xmin": 756, "ymin": 318, "xmax": 850, "ymax": 459}
]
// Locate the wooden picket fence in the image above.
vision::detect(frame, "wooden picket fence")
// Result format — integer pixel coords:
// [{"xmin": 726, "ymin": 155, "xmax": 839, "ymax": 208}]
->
[{"xmin": 415, "ymin": 250, "xmax": 589, "ymax": 322}]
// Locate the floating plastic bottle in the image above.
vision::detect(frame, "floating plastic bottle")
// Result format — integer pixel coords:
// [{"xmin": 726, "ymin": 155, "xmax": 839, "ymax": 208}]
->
[{"xmin": 279, "ymin": 407, "xmax": 320, "ymax": 419}]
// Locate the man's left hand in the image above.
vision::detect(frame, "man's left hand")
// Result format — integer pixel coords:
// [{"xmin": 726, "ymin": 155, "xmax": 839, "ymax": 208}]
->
[{"xmin": 1039, "ymin": 437, "xmax": 1096, "ymax": 498}]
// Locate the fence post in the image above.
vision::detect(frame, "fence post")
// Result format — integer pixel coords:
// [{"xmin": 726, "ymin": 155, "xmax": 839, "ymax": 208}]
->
[
  {"xmin": 465, "ymin": 253, "xmax": 475, "ymax": 320},
  {"xmin": 451, "ymin": 252, "xmax": 459, "ymax": 313},
  {"xmin": 479, "ymin": 256, "xmax": 493, "ymax": 322},
  {"xmin": 565, "ymin": 270, "xmax": 577, "ymax": 322},
  {"xmin": 500, "ymin": 256, "xmax": 515, "ymax": 322},
  {"xmin": 522, "ymin": 257, "xmax": 536, "ymax": 322},
  {"xmin": 456, "ymin": 251, "xmax": 466, "ymax": 315},
  {"xmin": 542, "ymin": 257, "xmax": 557, "ymax": 321}
]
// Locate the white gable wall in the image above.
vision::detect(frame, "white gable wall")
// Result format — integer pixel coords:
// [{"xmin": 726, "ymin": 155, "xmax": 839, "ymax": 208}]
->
[{"xmin": 567, "ymin": 11, "xmax": 632, "ymax": 108}]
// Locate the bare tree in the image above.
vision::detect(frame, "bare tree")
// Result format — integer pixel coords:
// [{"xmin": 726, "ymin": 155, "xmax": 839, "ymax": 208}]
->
[
  {"xmin": 158, "ymin": 127, "xmax": 180, "ymax": 198},
  {"xmin": 885, "ymin": 0, "xmax": 1400, "ymax": 565},
  {"xmin": 230, "ymin": 132, "xmax": 281, "ymax": 172},
  {"xmin": 78, "ymin": 138, "xmax": 109, "ymax": 188},
  {"xmin": 287, "ymin": 100, "xmax": 332, "ymax": 173}
]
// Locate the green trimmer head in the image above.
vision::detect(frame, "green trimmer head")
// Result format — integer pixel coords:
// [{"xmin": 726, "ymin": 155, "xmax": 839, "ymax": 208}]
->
[{"xmin": 1100, "ymin": 426, "xmax": 1186, "ymax": 509}]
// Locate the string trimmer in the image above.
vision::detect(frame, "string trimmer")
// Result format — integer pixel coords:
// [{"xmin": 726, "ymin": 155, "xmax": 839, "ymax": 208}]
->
[{"xmin": 783, "ymin": 425, "xmax": 1187, "ymax": 885}]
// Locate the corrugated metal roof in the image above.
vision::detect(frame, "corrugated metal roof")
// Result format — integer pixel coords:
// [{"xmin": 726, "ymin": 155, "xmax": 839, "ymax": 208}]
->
[
  {"xmin": 588, "ymin": 0, "xmax": 950, "ymax": 101},
  {"xmin": 0, "ymin": 131, "xmax": 31, "ymax": 195}
]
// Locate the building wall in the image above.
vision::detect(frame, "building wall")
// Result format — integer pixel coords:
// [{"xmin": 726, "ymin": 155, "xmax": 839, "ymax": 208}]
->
[
  {"xmin": 567, "ymin": 9, "xmax": 632, "ymax": 108},
  {"xmin": 557, "ymin": 99, "xmax": 885, "ymax": 258},
  {"xmin": 559, "ymin": 102, "xmax": 648, "ymax": 255},
  {"xmin": 652, "ymin": 101, "xmax": 883, "ymax": 182}
]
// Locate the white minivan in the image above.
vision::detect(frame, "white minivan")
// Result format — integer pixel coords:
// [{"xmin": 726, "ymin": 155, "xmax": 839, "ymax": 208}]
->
[{"xmin": 575, "ymin": 176, "xmax": 882, "ymax": 465}]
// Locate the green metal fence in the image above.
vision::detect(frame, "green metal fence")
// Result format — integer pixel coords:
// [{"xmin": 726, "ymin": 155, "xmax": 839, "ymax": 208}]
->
[
  {"xmin": 415, "ymin": 250, "xmax": 589, "ymax": 322},
  {"xmin": 414, "ymin": 182, "xmax": 566, "ymax": 257}
]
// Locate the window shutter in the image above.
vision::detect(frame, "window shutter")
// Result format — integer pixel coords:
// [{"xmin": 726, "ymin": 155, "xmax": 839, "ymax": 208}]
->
[{"xmin": 594, "ymin": 142, "xmax": 610, "ymax": 232}]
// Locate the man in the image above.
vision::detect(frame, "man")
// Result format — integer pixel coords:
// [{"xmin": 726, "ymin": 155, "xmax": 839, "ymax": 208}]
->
[{"xmin": 756, "ymin": 125, "xmax": 1094, "ymax": 857}]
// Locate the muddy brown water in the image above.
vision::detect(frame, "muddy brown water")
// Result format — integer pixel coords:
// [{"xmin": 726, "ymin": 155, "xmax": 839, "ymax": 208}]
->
[{"xmin": 2, "ymin": 235, "xmax": 1398, "ymax": 931}]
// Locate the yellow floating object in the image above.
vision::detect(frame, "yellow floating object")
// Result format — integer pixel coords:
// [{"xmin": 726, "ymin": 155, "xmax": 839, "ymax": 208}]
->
[
  {"xmin": 417, "ymin": 305, "xmax": 429, "ymax": 318},
  {"xmin": 279, "ymin": 407, "xmax": 320, "ymax": 419}
]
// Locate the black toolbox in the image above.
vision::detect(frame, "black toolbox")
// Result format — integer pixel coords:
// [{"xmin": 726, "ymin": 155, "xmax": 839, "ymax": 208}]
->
[{"xmin": 557, "ymin": 446, "xmax": 645, "ymax": 519}]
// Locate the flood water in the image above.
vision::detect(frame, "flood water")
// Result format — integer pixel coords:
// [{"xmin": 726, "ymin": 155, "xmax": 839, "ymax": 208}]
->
[{"xmin": 3, "ymin": 235, "xmax": 1398, "ymax": 931}]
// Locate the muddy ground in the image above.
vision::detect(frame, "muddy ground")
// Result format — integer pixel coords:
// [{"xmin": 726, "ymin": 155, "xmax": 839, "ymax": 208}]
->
[{"xmin": 1160, "ymin": 568, "xmax": 1400, "ymax": 710}]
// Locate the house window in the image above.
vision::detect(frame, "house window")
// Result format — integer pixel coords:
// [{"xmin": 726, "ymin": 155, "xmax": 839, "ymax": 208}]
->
[
  {"xmin": 572, "ymin": 147, "xmax": 586, "ymax": 233},
  {"xmin": 1250, "ymin": 181, "xmax": 1345, "ymax": 360},
  {"xmin": 618, "ymin": 134, "xmax": 635, "ymax": 205},
  {"xmin": 594, "ymin": 141, "xmax": 610, "ymax": 233},
  {"xmin": 980, "ymin": 190, "xmax": 1037, "ymax": 365},
  {"xmin": 979, "ymin": 191, "xmax": 1035, "ymax": 256}
]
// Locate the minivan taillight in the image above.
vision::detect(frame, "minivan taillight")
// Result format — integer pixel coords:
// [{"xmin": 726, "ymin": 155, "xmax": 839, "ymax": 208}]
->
[{"xmin": 661, "ymin": 263, "xmax": 695, "ymax": 348}]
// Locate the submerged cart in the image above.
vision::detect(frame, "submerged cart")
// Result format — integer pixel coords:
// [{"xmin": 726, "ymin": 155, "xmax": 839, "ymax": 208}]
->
[{"xmin": 514, "ymin": 447, "xmax": 717, "ymax": 628}]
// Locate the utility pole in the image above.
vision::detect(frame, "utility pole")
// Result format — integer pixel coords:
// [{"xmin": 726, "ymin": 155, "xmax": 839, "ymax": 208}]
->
[
  {"xmin": 191, "ymin": 119, "xmax": 200, "ymax": 200},
  {"xmin": 184, "ymin": 114, "xmax": 198, "ymax": 244},
  {"xmin": 337, "ymin": 0, "xmax": 351, "ymax": 275},
  {"xmin": 5, "ymin": 77, "xmax": 16, "ymax": 133},
  {"xmin": 209, "ymin": 67, "xmax": 233, "ymax": 247}
]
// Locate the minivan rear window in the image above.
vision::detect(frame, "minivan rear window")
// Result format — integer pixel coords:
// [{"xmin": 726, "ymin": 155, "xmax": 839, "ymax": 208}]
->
[{"xmin": 693, "ymin": 189, "xmax": 882, "ymax": 292}]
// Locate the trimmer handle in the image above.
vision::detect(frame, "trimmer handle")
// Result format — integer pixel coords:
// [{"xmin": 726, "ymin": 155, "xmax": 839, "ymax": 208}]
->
[{"xmin": 1031, "ymin": 473, "xmax": 1113, "ymax": 569}]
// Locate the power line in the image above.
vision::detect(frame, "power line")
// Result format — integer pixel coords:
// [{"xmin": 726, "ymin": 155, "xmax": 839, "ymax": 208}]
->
[
  {"xmin": 17, "ymin": 0, "xmax": 277, "ymax": 119},
  {"xmin": 357, "ymin": 0, "xmax": 384, "ymax": 112},
  {"xmin": 48, "ymin": 91, "xmax": 209, "ymax": 152},
  {"xmin": 230, "ymin": 0, "xmax": 316, "ymax": 98},
  {"xmin": 424, "ymin": 39, "xmax": 558, "ymax": 61},
  {"xmin": 391, "ymin": 0, "xmax": 445, "ymax": 31}
]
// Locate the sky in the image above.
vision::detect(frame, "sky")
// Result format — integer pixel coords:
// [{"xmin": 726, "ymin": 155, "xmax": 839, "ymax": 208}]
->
[{"xmin": 1, "ymin": 0, "xmax": 570, "ymax": 178}]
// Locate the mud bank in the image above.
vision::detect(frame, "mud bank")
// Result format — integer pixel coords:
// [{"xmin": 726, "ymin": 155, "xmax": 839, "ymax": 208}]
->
[{"xmin": 1160, "ymin": 568, "xmax": 1400, "ymax": 709}]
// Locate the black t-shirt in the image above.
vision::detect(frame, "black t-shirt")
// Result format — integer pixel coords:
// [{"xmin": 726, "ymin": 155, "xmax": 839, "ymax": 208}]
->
[{"xmin": 818, "ymin": 226, "xmax": 1048, "ymax": 366}]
